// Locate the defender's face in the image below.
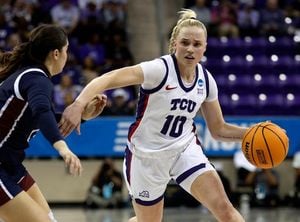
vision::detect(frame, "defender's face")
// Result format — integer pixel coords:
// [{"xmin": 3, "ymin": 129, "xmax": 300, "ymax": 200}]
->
[
  {"xmin": 56, "ymin": 43, "xmax": 68, "ymax": 74},
  {"xmin": 51, "ymin": 41, "xmax": 69, "ymax": 76},
  {"xmin": 174, "ymin": 26, "xmax": 206, "ymax": 67}
]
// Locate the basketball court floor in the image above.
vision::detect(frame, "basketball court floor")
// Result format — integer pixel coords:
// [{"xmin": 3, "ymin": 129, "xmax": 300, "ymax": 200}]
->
[{"xmin": 52, "ymin": 206, "xmax": 300, "ymax": 222}]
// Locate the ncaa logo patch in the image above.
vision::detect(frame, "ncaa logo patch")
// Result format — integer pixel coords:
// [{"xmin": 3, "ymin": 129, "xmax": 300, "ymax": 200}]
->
[
  {"xmin": 198, "ymin": 79, "xmax": 204, "ymax": 89},
  {"xmin": 197, "ymin": 79, "xmax": 204, "ymax": 94}
]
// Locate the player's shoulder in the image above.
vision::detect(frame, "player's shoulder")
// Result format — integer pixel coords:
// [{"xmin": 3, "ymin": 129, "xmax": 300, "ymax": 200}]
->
[
  {"xmin": 17, "ymin": 66, "xmax": 50, "ymax": 82},
  {"xmin": 17, "ymin": 66, "xmax": 52, "ymax": 90},
  {"xmin": 159, "ymin": 54, "xmax": 172, "ymax": 60},
  {"xmin": 18, "ymin": 66, "xmax": 48, "ymax": 77}
]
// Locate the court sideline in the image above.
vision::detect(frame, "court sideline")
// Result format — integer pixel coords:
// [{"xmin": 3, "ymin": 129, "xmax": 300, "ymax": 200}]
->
[{"xmin": 52, "ymin": 206, "xmax": 300, "ymax": 222}]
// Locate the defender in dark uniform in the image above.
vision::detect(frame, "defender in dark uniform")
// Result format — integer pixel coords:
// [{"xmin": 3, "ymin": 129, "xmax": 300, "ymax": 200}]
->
[{"xmin": 0, "ymin": 24, "xmax": 83, "ymax": 222}]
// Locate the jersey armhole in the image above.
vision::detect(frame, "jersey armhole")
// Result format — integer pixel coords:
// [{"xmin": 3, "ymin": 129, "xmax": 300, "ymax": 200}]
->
[{"xmin": 202, "ymin": 66, "xmax": 210, "ymax": 99}]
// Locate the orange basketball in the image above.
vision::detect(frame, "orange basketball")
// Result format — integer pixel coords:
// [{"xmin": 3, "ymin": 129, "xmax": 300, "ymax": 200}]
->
[{"xmin": 241, "ymin": 122, "xmax": 289, "ymax": 169}]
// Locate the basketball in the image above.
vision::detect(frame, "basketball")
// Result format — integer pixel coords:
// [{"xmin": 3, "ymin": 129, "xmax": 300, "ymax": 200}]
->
[{"xmin": 242, "ymin": 122, "xmax": 289, "ymax": 169}]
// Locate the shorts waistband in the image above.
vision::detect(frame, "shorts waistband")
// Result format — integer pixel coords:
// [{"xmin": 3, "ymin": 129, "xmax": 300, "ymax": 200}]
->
[{"xmin": 127, "ymin": 136, "xmax": 195, "ymax": 159}]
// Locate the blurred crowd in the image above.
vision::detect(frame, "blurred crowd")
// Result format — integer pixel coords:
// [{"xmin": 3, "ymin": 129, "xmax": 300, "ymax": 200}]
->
[
  {"xmin": 185, "ymin": 0, "xmax": 300, "ymax": 38},
  {"xmin": 0, "ymin": 0, "xmax": 137, "ymax": 115},
  {"xmin": 0, "ymin": 0, "xmax": 299, "ymax": 115}
]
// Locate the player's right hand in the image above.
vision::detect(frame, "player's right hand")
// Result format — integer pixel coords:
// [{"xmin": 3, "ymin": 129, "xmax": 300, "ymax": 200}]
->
[{"xmin": 59, "ymin": 148, "xmax": 83, "ymax": 176}]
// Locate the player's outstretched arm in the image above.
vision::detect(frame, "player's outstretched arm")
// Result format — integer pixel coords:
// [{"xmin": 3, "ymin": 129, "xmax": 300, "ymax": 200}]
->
[{"xmin": 59, "ymin": 65, "xmax": 144, "ymax": 137}]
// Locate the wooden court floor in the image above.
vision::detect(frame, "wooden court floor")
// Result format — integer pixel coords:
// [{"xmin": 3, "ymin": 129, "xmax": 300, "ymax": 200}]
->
[{"xmin": 52, "ymin": 206, "xmax": 300, "ymax": 222}]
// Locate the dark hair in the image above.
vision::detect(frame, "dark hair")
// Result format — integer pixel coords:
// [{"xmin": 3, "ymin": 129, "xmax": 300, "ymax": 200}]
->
[
  {"xmin": 0, "ymin": 24, "xmax": 67, "ymax": 80},
  {"xmin": 0, "ymin": 51, "xmax": 12, "ymax": 67}
]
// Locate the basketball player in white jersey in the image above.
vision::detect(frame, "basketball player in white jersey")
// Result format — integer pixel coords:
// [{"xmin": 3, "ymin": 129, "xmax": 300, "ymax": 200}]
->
[{"xmin": 60, "ymin": 9, "xmax": 248, "ymax": 222}]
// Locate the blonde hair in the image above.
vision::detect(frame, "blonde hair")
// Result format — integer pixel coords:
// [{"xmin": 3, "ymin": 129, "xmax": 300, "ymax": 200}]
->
[{"xmin": 168, "ymin": 9, "xmax": 207, "ymax": 54}]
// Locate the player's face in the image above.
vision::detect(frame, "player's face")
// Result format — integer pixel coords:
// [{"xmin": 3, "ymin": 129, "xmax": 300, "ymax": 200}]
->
[
  {"xmin": 52, "ymin": 41, "xmax": 69, "ymax": 76},
  {"xmin": 58, "ymin": 42, "xmax": 69, "ymax": 72},
  {"xmin": 174, "ymin": 26, "xmax": 206, "ymax": 66}
]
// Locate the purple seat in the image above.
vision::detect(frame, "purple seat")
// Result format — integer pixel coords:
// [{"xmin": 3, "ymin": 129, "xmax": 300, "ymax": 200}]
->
[
  {"xmin": 249, "ymin": 37, "xmax": 268, "ymax": 48},
  {"xmin": 221, "ymin": 57, "xmax": 245, "ymax": 73},
  {"xmin": 218, "ymin": 94, "xmax": 234, "ymax": 115},
  {"xmin": 253, "ymin": 74, "xmax": 278, "ymax": 93},
  {"xmin": 285, "ymin": 93, "xmax": 300, "ymax": 115},
  {"xmin": 279, "ymin": 74, "xmax": 300, "ymax": 93},
  {"xmin": 269, "ymin": 56, "xmax": 294, "ymax": 73},
  {"xmin": 230, "ymin": 93, "xmax": 258, "ymax": 115},
  {"xmin": 243, "ymin": 38, "xmax": 267, "ymax": 56},
  {"xmin": 214, "ymin": 75, "xmax": 229, "ymax": 91},
  {"xmin": 258, "ymin": 94, "xmax": 285, "ymax": 115},
  {"xmin": 229, "ymin": 75, "xmax": 253, "ymax": 93},
  {"xmin": 205, "ymin": 61, "xmax": 224, "ymax": 74},
  {"xmin": 265, "ymin": 37, "xmax": 294, "ymax": 56},
  {"xmin": 245, "ymin": 55, "xmax": 270, "ymax": 74},
  {"xmin": 207, "ymin": 37, "xmax": 220, "ymax": 48}
]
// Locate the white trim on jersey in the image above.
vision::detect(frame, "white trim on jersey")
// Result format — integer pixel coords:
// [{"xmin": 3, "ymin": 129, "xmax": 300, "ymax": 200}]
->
[
  {"xmin": 14, "ymin": 68, "xmax": 46, "ymax": 100},
  {"xmin": 0, "ymin": 180, "xmax": 13, "ymax": 199},
  {"xmin": 0, "ymin": 95, "xmax": 13, "ymax": 118},
  {"xmin": 0, "ymin": 101, "xmax": 28, "ymax": 148}
]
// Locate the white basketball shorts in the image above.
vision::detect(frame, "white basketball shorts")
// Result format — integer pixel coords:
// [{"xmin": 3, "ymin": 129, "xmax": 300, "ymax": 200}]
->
[{"xmin": 123, "ymin": 136, "xmax": 215, "ymax": 206}]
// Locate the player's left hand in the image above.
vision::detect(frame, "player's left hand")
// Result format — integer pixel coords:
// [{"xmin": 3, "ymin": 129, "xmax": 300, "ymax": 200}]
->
[{"xmin": 82, "ymin": 94, "xmax": 107, "ymax": 120}]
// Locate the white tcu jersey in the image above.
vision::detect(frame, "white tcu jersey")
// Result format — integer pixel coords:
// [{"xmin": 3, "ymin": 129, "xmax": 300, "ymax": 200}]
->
[{"xmin": 127, "ymin": 54, "xmax": 217, "ymax": 157}]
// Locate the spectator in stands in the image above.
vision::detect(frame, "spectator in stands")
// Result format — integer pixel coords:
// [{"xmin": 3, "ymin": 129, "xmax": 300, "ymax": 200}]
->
[
  {"xmin": 57, "ymin": 52, "xmax": 83, "ymax": 85},
  {"xmin": 101, "ymin": 0, "xmax": 126, "ymax": 26},
  {"xmin": 104, "ymin": 88, "xmax": 135, "ymax": 116},
  {"xmin": 4, "ymin": 32, "xmax": 22, "ymax": 51},
  {"xmin": 234, "ymin": 150, "xmax": 280, "ymax": 207},
  {"xmin": 30, "ymin": 1, "xmax": 53, "ymax": 26},
  {"xmin": 237, "ymin": 2, "xmax": 260, "ymax": 37},
  {"xmin": 80, "ymin": 55, "xmax": 100, "ymax": 85},
  {"xmin": 259, "ymin": 0, "xmax": 286, "ymax": 36},
  {"xmin": 283, "ymin": 1, "xmax": 300, "ymax": 35},
  {"xmin": 78, "ymin": 0, "xmax": 104, "ymax": 10},
  {"xmin": 79, "ymin": 1, "xmax": 103, "ymax": 24},
  {"xmin": 0, "ymin": 14, "xmax": 13, "ymax": 50},
  {"xmin": 77, "ymin": 32, "xmax": 106, "ymax": 67},
  {"xmin": 104, "ymin": 32, "xmax": 133, "ymax": 73},
  {"xmin": 74, "ymin": 2, "xmax": 106, "ymax": 44},
  {"xmin": 53, "ymin": 74, "xmax": 83, "ymax": 112},
  {"xmin": 0, "ymin": 0, "xmax": 13, "ymax": 24},
  {"xmin": 85, "ymin": 158, "xmax": 124, "ymax": 208},
  {"xmin": 50, "ymin": 0, "xmax": 80, "ymax": 34},
  {"xmin": 189, "ymin": 0, "xmax": 211, "ymax": 27},
  {"xmin": 13, "ymin": 16, "xmax": 31, "ymax": 43},
  {"xmin": 11, "ymin": 0, "xmax": 34, "ymax": 27},
  {"xmin": 211, "ymin": 0, "xmax": 239, "ymax": 38}
]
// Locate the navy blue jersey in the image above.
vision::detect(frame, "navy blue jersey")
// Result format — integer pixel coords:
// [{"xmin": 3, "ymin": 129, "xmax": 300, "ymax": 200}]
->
[{"xmin": 0, "ymin": 67, "xmax": 63, "ymax": 165}]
